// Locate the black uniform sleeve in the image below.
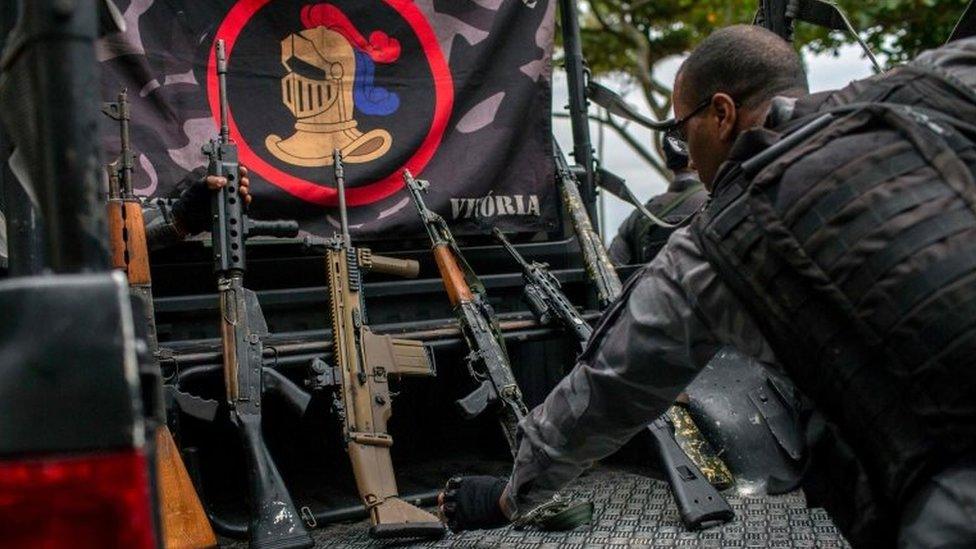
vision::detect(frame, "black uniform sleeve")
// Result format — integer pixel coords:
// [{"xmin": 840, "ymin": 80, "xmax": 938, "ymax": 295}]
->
[{"xmin": 505, "ymin": 226, "xmax": 777, "ymax": 515}]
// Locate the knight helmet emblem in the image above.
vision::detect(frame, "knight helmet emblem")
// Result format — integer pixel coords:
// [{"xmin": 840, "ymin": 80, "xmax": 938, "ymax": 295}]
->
[{"xmin": 265, "ymin": 3, "xmax": 400, "ymax": 167}]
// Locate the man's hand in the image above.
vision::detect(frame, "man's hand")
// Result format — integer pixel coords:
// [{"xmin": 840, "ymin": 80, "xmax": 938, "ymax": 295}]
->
[
  {"xmin": 204, "ymin": 164, "xmax": 252, "ymax": 205},
  {"xmin": 437, "ymin": 476, "xmax": 511, "ymax": 532},
  {"xmin": 172, "ymin": 165, "xmax": 252, "ymax": 237}
]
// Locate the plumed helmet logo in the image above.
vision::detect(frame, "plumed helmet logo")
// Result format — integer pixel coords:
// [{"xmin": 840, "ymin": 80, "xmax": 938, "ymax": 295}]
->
[{"xmin": 265, "ymin": 3, "xmax": 401, "ymax": 167}]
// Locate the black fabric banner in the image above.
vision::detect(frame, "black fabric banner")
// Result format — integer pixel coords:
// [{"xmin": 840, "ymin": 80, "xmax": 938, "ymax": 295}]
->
[{"xmin": 98, "ymin": 0, "xmax": 557, "ymax": 238}]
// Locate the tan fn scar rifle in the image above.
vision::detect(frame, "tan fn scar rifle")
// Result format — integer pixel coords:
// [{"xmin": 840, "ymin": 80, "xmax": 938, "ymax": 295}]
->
[
  {"xmin": 102, "ymin": 88, "xmax": 217, "ymax": 549},
  {"xmin": 322, "ymin": 149, "xmax": 444, "ymax": 540}
]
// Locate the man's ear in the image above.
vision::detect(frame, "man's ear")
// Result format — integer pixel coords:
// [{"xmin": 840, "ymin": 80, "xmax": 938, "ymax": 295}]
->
[{"xmin": 712, "ymin": 93, "xmax": 738, "ymax": 142}]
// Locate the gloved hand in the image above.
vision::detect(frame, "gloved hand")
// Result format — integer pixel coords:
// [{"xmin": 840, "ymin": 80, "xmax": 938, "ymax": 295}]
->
[
  {"xmin": 171, "ymin": 165, "xmax": 252, "ymax": 236},
  {"xmin": 438, "ymin": 476, "xmax": 510, "ymax": 532}
]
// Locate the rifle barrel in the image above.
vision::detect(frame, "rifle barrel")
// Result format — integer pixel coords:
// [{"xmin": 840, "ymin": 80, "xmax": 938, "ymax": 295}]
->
[
  {"xmin": 334, "ymin": 149, "xmax": 350, "ymax": 246},
  {"xmin": 216, "ymin": 39, "xmax": 229, "ymax": 142},
  {"xmin": 118, "ymin": 89, "xmax": 133, "ymax": 197},
  {"xmin": 402, "ymin": 170, "xmax": 440, "ymax": 246},
  {"xmin": 492, "ymin": 228, "xmax": 531, "ymax": 272}
]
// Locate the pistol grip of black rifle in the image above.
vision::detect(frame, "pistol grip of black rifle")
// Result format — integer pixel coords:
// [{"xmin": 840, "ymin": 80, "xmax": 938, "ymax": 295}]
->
[
  {"xmin": 649, "ymin": 419, "xmax": 734, "ymax": 531},
  {"xmin": 456, "ymin": 379, "xmax": 494, "ymax": 419},
  {"xmin": 262, "ymin": 368, "xmax": 311, "ymax": 417}
]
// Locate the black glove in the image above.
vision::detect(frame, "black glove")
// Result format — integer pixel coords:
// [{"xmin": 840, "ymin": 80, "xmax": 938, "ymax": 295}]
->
[
  {"xmin": 169, "ymin": 167, "xmax": 211, "ymax": 235},
  {"xmin": 441, "ymin": 476, "xmax": 509, "ymax": 532}
]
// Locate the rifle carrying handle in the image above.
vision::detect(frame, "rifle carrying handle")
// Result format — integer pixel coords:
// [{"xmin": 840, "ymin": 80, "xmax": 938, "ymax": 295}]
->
[
  {"xmin": 248, "ymin": 219, "xmax": 300, "ymax": 239},
  {"xmin": 364, "ymin": 252, "xmax": 420, "ymax": 279}
]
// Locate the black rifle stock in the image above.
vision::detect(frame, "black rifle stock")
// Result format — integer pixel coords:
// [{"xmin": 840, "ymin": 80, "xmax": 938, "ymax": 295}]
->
[
  {"xmin": 324, "ymin": 150, "xmax": 444, "ymax": 540},
  {"xmin": 649, "ymin": 418, "xmax": 734, "ymax": 530},
  {"xmin": 403, "ymin": 170, "xmax": 528, "ymax": 456},
  {"xmin": 204, "ymin": 39, "xmax": 312, "ymax": 549}
]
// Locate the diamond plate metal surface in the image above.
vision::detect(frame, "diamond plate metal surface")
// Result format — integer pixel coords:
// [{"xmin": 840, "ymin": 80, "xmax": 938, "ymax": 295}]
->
[{"xmin": 221, "ymin": 468, "xmax": 850, "ymax": 547}]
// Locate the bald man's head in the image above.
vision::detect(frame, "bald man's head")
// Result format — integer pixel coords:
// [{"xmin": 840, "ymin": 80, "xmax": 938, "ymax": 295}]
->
[{"xmin": 676, "ymin": 25, "xmax": 808, "ymax": 110}]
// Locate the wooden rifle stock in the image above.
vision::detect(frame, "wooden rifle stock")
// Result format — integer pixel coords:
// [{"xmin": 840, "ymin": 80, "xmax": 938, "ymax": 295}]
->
[
  {"xmin": 155, "ymin": 428, "xmax": 218, "ymax": 549},
  {"xmin": 432, "ymin": 245, "xmax": 473, "ymax": 305},
  {"xmin": 106, "ymin": 201, "xmax": 151, "ymax": 284}
]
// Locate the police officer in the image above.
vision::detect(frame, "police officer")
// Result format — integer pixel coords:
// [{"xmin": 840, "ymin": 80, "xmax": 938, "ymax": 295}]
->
[
  {"xmin": 440, "ymin": 26, "xmax": 976, "ymax": 548},
  {"xmin": 607, "ymin": 138, "xmax": 706, "ymax": 266}
]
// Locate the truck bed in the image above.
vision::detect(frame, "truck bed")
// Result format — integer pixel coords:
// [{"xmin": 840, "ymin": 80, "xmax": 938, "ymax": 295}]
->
[{"xmin": 220, "ymin": 466, "xmax": 850, "ymax": 548}]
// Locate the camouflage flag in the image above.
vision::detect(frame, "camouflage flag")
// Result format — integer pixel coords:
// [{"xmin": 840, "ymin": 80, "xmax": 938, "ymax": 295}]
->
[{"xmin": 97, "ymin": 0, "xmax": 557, "ymax": 238}]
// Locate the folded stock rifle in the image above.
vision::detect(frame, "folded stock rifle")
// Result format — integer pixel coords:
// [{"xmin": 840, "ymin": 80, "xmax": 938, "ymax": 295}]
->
[
  {"xmin": 403, "ymin": 170, "xmax": 529, "ymax": 456},
  {"xmin": 203, "ymin": 39, "xmax": 313, "ymax": 549},
  {"xmin": 102, "ymin": 88, "xmax": 218, "ymax": 548},
  {"xmin": 316, "ymin": 150, "xmax": 444, "ymax": 540}
]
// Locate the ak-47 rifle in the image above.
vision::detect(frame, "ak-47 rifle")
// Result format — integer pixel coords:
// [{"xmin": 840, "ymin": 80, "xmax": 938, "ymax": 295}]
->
[
  {"xmin": 322, "ymin": 150, "xmax": 444, "ymax": 540},
  {"xmin": 492, "ymin": 227, "xmax": 734, "ymax": 531},
  {"xmin": 102, "ymin": 89, "xmax": 218, "ymax": 549},
  {"xmin": 403, "ymin": 170, "xmax": 529, "ymax": 455},
  {"xmin": 204, "ymin": 39, "xmax": 313, "ymax": 549},
  {"xmin": 553, "ymin": 141, "xmax": 622, "ymax": 309}
]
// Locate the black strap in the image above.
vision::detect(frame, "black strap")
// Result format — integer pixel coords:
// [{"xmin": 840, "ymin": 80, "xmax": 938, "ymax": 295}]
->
[
  {"xmin": 655, "ymin": 183, "xmax": 705, "ymax": 219},
  {"xmin": 844, "ymin": 206, "xmax": 975, "ymax": 301},
  {"xmin": 813, "ymin": 183, "xmax": 954, "ymax": 270},
  {"xmin": 867, "ymin": 221, "xmax": 976, "ymax": 333},
  {"xmin": 793, "ymin": 148, "xmax": 927, "ymax": 243},
  {"xmin": 908, "ymin": 272, "xmax": 976, "ymax": 367}
]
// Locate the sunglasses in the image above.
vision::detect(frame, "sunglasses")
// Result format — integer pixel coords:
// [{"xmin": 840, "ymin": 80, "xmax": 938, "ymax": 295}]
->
[{"xmin": 663, "ymin": 97, "xmax": 712, "ymax": 154}]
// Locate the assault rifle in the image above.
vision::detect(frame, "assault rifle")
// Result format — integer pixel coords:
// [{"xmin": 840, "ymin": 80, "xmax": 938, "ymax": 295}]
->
[
  {"xmin": 553, "ymin": 141, "xmax": 622, "ymax": 308},
  {"xmin": 102, "ymin": 89, "xmax": 218, "ymax": 548},
  {"xmin": 403, "ymin": 170, "xmax": 529, "ymax": 455},
  {"xmin": 492, "ymin": 228, "xmax": 733, "ymax": 531},
  {"xmin": 492, "ymin": 228, "xmax": 592, "ymax": 346},
  {"xmin": 322, "ymin": 150, "xmax": 444, "ymax": 540},
  {"xmin": 204, "ymin": 39, "xmax": 313, "ymax": 549}
]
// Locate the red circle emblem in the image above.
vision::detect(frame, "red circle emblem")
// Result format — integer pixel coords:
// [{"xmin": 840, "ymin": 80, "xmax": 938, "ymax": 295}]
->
[{"xmin": 208, "ymin": 0, "xmax": 453, "ymax": 207}]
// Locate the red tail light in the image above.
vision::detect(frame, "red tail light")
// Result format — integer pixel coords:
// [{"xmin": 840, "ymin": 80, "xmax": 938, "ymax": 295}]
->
[{"xmin": 0, "ymin": 450, "xmax": 156, "ymax": 549}]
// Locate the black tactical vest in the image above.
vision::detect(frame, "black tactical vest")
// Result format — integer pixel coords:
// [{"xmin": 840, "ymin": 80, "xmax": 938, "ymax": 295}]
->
[{"xmin": 694, "ymin": 66, "xmax": 976, "ymax": 545}]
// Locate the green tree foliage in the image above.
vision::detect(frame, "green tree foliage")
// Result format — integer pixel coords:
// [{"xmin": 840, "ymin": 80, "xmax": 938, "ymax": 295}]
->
[{"xmin": 574, "ymin": 0, "xmax": 968, "ymax": 176}]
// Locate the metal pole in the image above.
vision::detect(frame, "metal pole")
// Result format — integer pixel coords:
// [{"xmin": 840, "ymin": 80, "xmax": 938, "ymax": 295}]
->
[
  {"xmin": 596, "ymin": 107, "xmax": 606, "ymax": 239},
  {"xmin": 0, "ymin": 0, "xmax": 46, "ymax": 276},
  {"xmin": 558, "ymin": 0, "xmax": 598, "ymax": 222},
  {"xmin": 2, "ymin": 0, "xmax": 110, "ymax": 273}
]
